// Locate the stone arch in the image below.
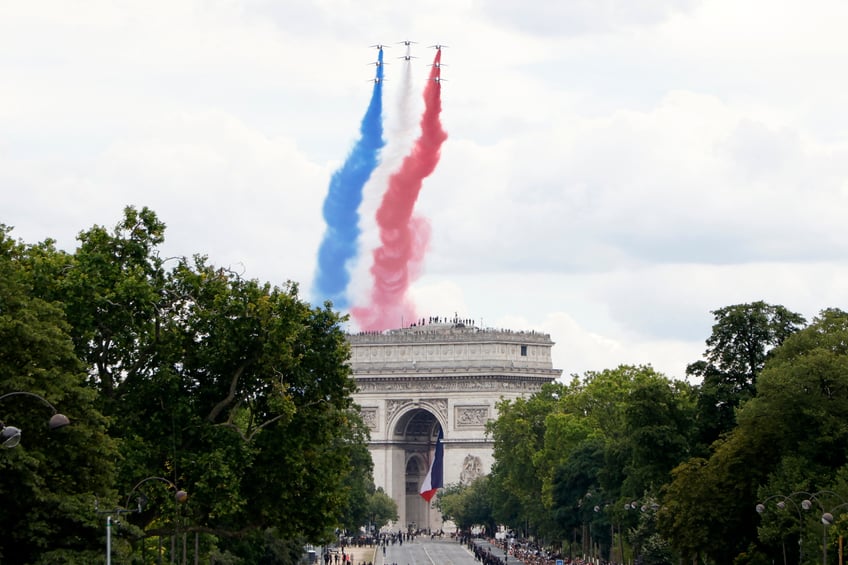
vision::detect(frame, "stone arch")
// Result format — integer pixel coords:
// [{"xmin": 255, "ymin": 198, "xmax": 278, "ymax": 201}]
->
[
  {"xmin": 350, "ymin": 324, "xmax": 560, "ymax": 533},
  {"xmin": 388, "ymin": 402, "xmax": 447, "ymax": 438},
  {"xmin": 390, "ymin": 407, "xmax": 443, "ymax": 531}
]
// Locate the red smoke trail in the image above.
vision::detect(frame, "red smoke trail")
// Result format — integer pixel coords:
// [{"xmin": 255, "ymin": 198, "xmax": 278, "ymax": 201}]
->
[{"xmin": 352, "ymin": 50, "xmax": 448, "ymax": 330}]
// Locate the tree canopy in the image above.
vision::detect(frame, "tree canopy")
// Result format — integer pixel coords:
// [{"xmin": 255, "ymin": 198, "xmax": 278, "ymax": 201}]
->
[
  {"xmin": 0, "ymin": 208, "xmax": 373, "ymax": 564},
  {"xmin": 485, "ymin": 303, "xmax": 848, "ymax": 565},
  {"xmin": 0, "ymin": 226, "xmax": 117, "ymax": 564},
  {"xmin": 6, "ymin": 207, "xmax": 848, "ymax": 565}
]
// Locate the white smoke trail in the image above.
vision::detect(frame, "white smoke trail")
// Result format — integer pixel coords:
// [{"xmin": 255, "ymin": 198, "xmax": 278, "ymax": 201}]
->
[{"xmin": 348, "ymin": 42, "xmax": 420, "ymax": 321}]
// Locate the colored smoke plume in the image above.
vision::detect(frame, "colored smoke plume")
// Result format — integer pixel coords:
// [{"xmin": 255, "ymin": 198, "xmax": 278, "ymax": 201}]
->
[
  {"xmin": 348, "ymin": 42, "xmax": 417, "ymax": 313},
  {"xmin": 312, "ymin": 49, "xmax": 385, "ymax": 309},
  {"xmin": 353, "ymin": 50, "xmax": 448, "ymax": 330}
]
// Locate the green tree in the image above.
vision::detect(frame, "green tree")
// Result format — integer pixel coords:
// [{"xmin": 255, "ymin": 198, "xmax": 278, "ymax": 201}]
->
[
  {"xmin": 339, "ymin": 441, "xmax": 377, "ymax": 533},
  {"xmin": 622, "ymin": 378, "xmax": 695, "ymax": 495},
  {"xmin": 57, "ymin": 206, "xmax": 167, "ymax": 401},
  {"xmin": 368, "ymin": 488, "xmax": 399, "ymax": 532},
  {"xmin": 0, "ymin": 226, "xmax": 117, "ymax": 565},
  {"xmin": 26, "ymin": 208, "xmax": 372, "ymax": 563},
  {"xmin": 491, "ymin": 365, "xmax": 693, "ymax": 552},
  {"xmin": 436, "ymin": 477, "xmax": 495, "ymax": 534},
  {"xmin": 660, "ymin": 309, "xmax": 848, "ymax": 564},
  {"xmin": 687, "ymin": 301, "xmax": 805, "ymax": 450},
  {"xmin": 488, "ymin": 382, "xmax": 564, "ymax": 539}
]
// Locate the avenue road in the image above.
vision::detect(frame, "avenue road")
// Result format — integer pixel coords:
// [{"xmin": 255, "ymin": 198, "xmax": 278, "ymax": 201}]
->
[
  {"xmin": 378, "ymin": 538, "xmax": 511, "ymax": 565},
  {"xmin": 380, "ymin": 538, "xmax": 476, "ymax": 565}
]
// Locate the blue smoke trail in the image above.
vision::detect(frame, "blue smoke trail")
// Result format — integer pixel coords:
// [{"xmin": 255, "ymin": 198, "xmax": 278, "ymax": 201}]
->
[{"xmin": 313, "ymin": 48, "xmax": 385, "ymax": 309}]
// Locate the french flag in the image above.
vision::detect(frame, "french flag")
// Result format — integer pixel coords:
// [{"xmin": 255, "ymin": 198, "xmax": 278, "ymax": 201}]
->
[{"xmin": 419, "ymin": 428, "xmax": 444, "ymax": 502}]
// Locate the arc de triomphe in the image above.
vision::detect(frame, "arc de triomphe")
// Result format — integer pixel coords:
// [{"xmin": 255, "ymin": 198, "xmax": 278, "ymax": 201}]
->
[{"xmin": 349, "ymin": 320, "xmax": 561, "ymax": 532}]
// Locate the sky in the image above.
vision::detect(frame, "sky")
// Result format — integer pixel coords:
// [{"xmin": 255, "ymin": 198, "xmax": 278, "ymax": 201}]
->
[{"xmin": 3, "ymin": 0, "xmax": 848, "ymax": 381}]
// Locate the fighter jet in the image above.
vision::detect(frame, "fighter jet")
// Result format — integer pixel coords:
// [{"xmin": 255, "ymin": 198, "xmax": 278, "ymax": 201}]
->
[
  {"xmin": 399, "ymin": 54, "xmax": 417, "ymax": 61},
  {"xmin": 429, "ymin": 44, "xmax": 449, "ymax": 50},
  {"xmin": 428, "ymin": 76, "xmax": 447, "ymax": 83},
  {"xmin": 367, "ymin": 77, "xmax": 386, "ymax": 84},
  {"xmin": 398, "ymin": 40, "xmax": 417, "ymax": 46},
  {"xmin": 368, "ymin": 60, "xmax": 387, "ymax": 67},
  {"xmin": 428, "ymin": 62, "xmax": 447, "ymax": 68}
]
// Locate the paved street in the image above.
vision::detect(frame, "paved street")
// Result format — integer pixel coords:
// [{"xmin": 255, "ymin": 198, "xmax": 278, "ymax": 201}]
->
[
  {"xmin": 370, "ymin": 537, "xmax": 522, "ymax": 565},
  {"xmin": 381, "ymin": 537, "xmax": 476, "ymax": 565}
]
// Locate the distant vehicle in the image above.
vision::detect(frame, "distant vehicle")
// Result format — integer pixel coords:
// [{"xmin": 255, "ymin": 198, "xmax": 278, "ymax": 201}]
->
[
  {"xmin": 399, "ymin": 55, "xmax": 417, "ymax": 61},
  {"xmin": 398, "ymin": 40, "xmax": 417, "ymax": 46},
  {"xmin": 302, "ymin": 545, "xmax": 318, "ymax": 564},
  {"xmin": 429, "ymin": 44, "xmax": 449, "ymax": 50},
  {"xmin": 370, "ymin": 44, "xmax": 389, "ymax": 50},
  {"xmin": 367, "ymin": 77, "xmax": 386, "ymax": 83},
  {"xmin": 429, "ymin": 62, "xmax": 447, "ymax": 68}
]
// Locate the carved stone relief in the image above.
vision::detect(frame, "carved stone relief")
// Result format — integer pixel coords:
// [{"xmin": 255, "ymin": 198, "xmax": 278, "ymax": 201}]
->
[
  {"xmin": 424, "ymin": 398, "xmax": 448, "ymax": 421},
  {"xmin": 386, "ymin": 399, "xmax": 411, "ymax": 423},
  {"xmin": 455, "ymin": 405, "xmax": 489, "ymax": 428},
  {"xmin": 460, "ymin": 454, "xmax": 484, "ymax": 484},
  {"xmin": 361, "ymin": 408, "xmax": 378, "ymax": 430},
  {"xmin": 357, "ymin": 379, "xmax": 549, "ymax": 393}
]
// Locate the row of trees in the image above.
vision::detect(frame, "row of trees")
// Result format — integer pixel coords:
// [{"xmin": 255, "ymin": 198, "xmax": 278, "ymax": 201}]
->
[
  {"xmin": 439, "ymin": 303, "xmax": 848, "ymax": 564},
  {"xmin": 7, "ymin": 206, "xmax": 847, "ymax": 564},
  {"xmin": 0, "ymin": 207, "xmax": 392, "ymax": 564}
]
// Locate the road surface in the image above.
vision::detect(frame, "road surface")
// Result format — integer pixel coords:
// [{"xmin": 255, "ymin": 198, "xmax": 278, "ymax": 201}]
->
[{"xmin": 379, "ymin": 537, "xmax": 479, "ymax": 565}]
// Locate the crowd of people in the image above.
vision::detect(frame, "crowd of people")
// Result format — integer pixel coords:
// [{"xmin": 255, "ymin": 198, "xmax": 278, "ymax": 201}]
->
[
  {"xmin": 325, "ymin": 529, "xmax": 614, "ymax": 565},
  {"xmin": 465, "ymin": 535, "xmax": 613, "ymax": 565}
]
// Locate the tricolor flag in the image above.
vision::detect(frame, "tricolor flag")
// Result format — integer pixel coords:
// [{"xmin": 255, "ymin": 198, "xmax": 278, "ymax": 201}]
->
[{"xmin": 419, "ymin": 428, "xmax": 444, "ymax": 502}]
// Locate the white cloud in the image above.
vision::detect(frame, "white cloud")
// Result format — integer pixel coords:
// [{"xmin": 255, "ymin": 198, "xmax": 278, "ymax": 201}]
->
[
  {"xmin": 477, "ymin": 0, "xmax": 701, "ymax": 36},
  {"xmin": 3, "ymin": 0, "xmax": 848, "ymax": 382}
]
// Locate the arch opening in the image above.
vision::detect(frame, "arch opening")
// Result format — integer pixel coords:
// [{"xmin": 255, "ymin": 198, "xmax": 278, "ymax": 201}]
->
[{"xmin": 393, "ymin": 408, "xmax": 441, "ymax": 532}]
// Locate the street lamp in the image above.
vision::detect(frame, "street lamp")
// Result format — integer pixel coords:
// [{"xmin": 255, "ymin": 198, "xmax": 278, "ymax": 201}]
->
[
  {"xmin": 0, "ymin": 391, "xmax": 70, "ymax": 448},
  {"xmin": 803, "ymin": 492, "xmax": 848, "ymax": 565},
  {"xmin": 757, "ymin": 490, "xmax": 848, "ymax": 565},
  {"xmin": 756, "ymin": 494, "xmax": 805, "ymax": 565},
  {"xmin": 97, "ymin": 476, "xmax": 188, "ymax": 565},
  {"xmin": 593, "ymin": 501, "xmax": 621, "ymax": 564}
]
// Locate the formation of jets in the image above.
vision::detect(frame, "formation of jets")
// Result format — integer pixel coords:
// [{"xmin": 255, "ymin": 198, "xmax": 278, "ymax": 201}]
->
[{"xmin": 367, "ymin": 42, "xmax": 446, "ymax": 84}]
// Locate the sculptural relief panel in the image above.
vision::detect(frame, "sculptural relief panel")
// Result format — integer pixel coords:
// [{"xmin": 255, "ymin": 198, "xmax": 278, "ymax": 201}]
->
[
  {"xmin": 361, "ymin": 408, "xmax": 378, "ymax": 431},
  {"xmin": 386, "ymin": 399, "xmax": 411, "ymax": 423},
  {"xmin": 460, "ymin": 455, "xmax": 484, "ymax": 484},
  {"xmin": 424, "ymin": 398, "xmax": 448, "ymax": 422},
  {"xmin": 455, "ymin": 405, "xmax": 490, "ymax": 428},
  {"xmin": 356, "ymin": 379, "xmax": 549, "ymax": 393}
]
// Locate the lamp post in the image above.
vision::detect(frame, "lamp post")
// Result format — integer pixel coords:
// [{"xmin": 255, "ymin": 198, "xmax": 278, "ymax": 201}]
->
[
  {"xmin": 756, "ymin": 494, "xmax": 805, "ymax": 565},
  {"xmin": 593, "ymin": 501, "xmax": 622, "ymax": 564},
  {"xmin": 757, "ymin": 490, "xmax": 848, "ymax": 565},
  {"xmin": 0, "ymin": 391, "xmax": 70, "ymax": 448},
  {"xmin": 798, "ymin": 491, "xmax": 848, "ymax": 565},
  {"xmin": 624, "ymin": 498, "xmax": 659, "ymax": 564},
  {"xmin": 97, "ymin": 476, "xmax": 188, "ymax": 565}
]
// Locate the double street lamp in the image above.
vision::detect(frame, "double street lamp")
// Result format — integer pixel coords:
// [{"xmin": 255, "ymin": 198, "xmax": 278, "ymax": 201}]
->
[
  {"xmin": 756, "ymin": 490, "xmax": 848, "ymax": 565},
  {"xmin": 97, "ymin": 476, "xmax": 188, "ymax": 565},
  {"xmin": 593, "ymin": 498, "xmax": 651, "ymax": 564},
  {"xmin": 756, "ymin": 494, "xmax": 806, "ymax": 565},
  {"xmin": 0, "ymin": 391, "xmax": 70, "ymax": 448}
]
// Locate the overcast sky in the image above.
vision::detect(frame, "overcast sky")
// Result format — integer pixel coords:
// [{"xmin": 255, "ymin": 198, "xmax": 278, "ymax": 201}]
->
[{"xmin": 3, "ymin": 0, "xmax": 847, "ymax": 380}]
